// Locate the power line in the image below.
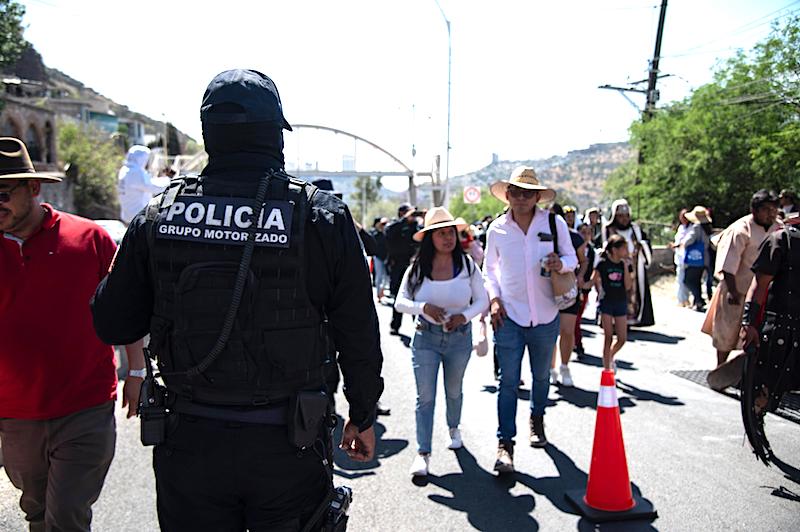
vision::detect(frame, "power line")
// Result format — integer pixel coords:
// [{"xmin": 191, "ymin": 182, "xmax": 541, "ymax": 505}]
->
[{"xmin": 665, "ymin": 1, "xmax": 800, "ymax": 58}]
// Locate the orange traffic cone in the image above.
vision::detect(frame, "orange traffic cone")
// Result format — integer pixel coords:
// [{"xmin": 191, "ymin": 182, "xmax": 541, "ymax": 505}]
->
[
  {"xmin": 565, "ymin": 370, "xmax": 658, "ymax": 522},
  {"xmin": 585, "ymin": 369, "xmax": 634, "ymax": 511}
]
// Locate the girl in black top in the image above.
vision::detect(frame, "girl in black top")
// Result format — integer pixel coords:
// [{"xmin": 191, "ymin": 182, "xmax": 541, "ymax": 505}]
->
[{"xmin": 591, "ymin": 234, "xmax": 633, "ymax": 371}]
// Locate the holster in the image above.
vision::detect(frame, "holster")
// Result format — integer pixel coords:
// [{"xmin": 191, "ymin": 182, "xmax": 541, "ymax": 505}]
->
[{"xmin": 288, "ymin": 391, "xmax": 330, "ymax": 449}]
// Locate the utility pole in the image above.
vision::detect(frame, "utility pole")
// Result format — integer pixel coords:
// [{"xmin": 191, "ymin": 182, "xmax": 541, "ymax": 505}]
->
[
  {"xmin": 645, "ymin": 0, "xmax": 668, "ymax": 120},
  {"xmin": 598, "ymin": 0, "xmax": 668, "ymax": 218},
  {"xmin": 434, "ymin": 0, "xmax": 451, "ymax": 207}
]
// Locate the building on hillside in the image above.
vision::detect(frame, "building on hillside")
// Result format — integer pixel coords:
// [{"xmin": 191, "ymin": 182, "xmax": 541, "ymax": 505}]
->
[
  {"xmin": 0, "ymin": 92, "xmax": 72, "ymax": 211},
  {"xmin": 0, "ymin": 91, "xmax": 58, "ymax": 167}
]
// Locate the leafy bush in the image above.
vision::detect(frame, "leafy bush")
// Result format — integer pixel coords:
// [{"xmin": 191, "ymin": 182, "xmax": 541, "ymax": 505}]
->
[{"xmin": 58, "ymin": 120, "xmax": 123, "ymax": 219}]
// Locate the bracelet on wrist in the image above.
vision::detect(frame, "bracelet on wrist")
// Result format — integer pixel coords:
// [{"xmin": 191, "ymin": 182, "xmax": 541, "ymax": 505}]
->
[{"xmin": 128, "ymin": 368, "xmax": 147, "ymax": 378}]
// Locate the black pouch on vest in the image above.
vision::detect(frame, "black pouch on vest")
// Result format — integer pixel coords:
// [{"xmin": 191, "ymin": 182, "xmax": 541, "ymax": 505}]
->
[{"xmin": 288, "ymin": 391, "xmax": 330, "ymax": 449}]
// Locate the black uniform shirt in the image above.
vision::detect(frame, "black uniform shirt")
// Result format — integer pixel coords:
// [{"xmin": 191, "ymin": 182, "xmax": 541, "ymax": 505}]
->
[
  {"xmin": 92, "ymin": 154, "xmax": 383, "ymax": 430},
  {"xmin": 384, "ymin": 217, "xmax": 420, "ymax": 264},
  {"xmin": 752, "ymin": 225, "xmax": 800, "ymax": 316}
]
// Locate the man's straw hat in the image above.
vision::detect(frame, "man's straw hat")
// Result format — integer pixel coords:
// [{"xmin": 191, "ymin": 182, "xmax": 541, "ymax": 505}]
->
[
  {"xmin": 489, "ymin": 166, "xmax": 555, "ymax": 204},
  {"xmin": 0, "ymin": 137, "xmax": 61, "ymax": 182},
  {"xmin": 413, "ymin": 206, "xmax": 468, "ymax": 242}
]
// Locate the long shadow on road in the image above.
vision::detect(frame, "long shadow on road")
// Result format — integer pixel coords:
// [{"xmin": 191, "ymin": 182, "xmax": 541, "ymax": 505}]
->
[
  {"xmin": 627, "ymin": 330, "xmax": 685, "ymax": 345},
  {"xmin": 424, "ymin": 445, "xmax": 657, "ymax": 531},
  {"xmin": 574, "ymin": 353, "xmax": 637, "ymax": 372}
]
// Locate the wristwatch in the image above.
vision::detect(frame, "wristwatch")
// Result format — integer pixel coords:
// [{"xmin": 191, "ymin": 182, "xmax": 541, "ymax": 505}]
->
[{"xmin": 128, "ymin": 368, "xmax": 147, "ymax": 378}]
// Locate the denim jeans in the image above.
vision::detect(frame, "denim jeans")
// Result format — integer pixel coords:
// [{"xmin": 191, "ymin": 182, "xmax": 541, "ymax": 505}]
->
[
  {"xmin": 493, "ymin": 316, "xmax": 560, "ymax": 442},
  {"xmin": 373, "ymin": 257, "xmax": 388, "ymax": 292},
  {"xmin": 675, "ymin": 262, "xmax": 690, "ymax": 304},
  {"xmin": 411, "ymin": 320, "xmax": 472, "ymax": 454}
]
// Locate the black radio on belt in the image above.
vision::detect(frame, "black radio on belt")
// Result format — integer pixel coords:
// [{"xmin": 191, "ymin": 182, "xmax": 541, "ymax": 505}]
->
[{"xmin": 138, "ymin": 349, "xmax": 169, "ymax": 446}]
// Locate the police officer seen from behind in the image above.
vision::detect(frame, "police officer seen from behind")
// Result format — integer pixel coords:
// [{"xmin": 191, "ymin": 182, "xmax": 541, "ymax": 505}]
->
[
  {"xmin": 385, "ymin": 203, "xmax": 421, "ymax": 334},
  {"xmin": 91, "ymin": 69, "xmax": 383, "ymax": 531}
]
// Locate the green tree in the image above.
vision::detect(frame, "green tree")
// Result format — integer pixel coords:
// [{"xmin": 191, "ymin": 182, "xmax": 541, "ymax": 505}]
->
[
  {"xmin": 606, "ymin": 15, "xmax": 800, "ymax": 227},
  {"xmin": 349, "ymin": 175, "xmax": 382, "ymax": 223},
  {"xmin": 448, "ymin": 186, "xmax": 507, "ymax": 223},
  {"xmin": 0, "ymin": 0, "xmax": 25, "ymax": 68},
  {"xmin": 0, "ymin": 0, "xmax": 27, "ymax": 112},
  {"xmin": 58, "ymin": 120, "xmax": 123, "ymax": 219}
]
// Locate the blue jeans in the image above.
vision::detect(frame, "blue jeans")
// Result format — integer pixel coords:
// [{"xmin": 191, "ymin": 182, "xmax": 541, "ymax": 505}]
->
[
  {"xmin": 675, "ymin": 262, "xmax": 689, "ymax": 304},
  {"xmin": 493, "ymin": 316, "xmax": 559, "ymax": 442},
  {"xmin": 373, "ymin": 257, "xmax": 388, "ymax": 292},
  {"xmin": 411, "ymin": 320, "xmax": 472, "ymax": 454}
]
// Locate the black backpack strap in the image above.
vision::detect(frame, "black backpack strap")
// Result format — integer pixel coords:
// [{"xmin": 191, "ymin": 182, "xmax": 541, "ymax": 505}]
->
[{"xmin": 549, "ymin": 212, "xmax": 561, "ymax": 256}]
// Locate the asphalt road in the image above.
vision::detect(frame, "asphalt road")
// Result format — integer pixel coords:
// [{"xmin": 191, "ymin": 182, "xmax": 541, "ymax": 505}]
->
[{"xmin": 1, "ymin": 286, "xmax": 799, "ymax": 531}]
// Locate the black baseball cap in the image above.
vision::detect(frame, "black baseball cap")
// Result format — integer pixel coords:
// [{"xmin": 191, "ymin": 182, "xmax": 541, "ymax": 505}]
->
[{"xmin": 200, "ymin": 69, "xmax": 292, "ymax": 130}]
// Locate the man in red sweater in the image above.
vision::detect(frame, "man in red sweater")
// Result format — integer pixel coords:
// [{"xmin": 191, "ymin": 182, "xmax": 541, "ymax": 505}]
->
[{"xmin": 0, "ymin": 137, "xmax": 142, "ymax": 531}]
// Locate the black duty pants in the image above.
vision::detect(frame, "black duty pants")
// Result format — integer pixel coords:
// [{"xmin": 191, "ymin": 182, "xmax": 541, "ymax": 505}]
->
[
  {"xmin": 683, "ymin": 265, "xmax": 705, "ymax": 307},
  {"xmin": 389, "ymin": 261, "xmax": 409, "ymax": 331},
  {"xmin": 154, "ymin": 415, "xmax": 329, "ymax": 532}
]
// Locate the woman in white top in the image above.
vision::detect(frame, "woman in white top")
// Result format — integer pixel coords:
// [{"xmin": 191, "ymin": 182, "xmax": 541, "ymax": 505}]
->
[
  {"xmin": 395, "ymin": 207, "xmax": 489, "ymax": 477},
  {"xmin": 670, "ymin": 208, "xmax": 691, "ymax": 306}
]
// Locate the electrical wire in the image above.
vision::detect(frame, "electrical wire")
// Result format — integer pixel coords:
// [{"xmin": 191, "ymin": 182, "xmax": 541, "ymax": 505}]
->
[{"xmin": 664, "ymin": 1, "xmax": 800, "ymax": 58}]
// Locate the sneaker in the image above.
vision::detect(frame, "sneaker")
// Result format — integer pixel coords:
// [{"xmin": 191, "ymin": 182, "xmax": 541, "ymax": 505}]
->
[
  {"xmin": 559, "ymin": 365, "xmax": 573, "ymax": 387},
  {"xmin": 409, "ymin": 453, "xmax": 430, "ymax": 476},
  {"xmin": 529, "ymin": 415, "xmax": 548, "ymax": 448},
  {"xmin": 494, "ymin": 440, "xmax": 514, "ymax": 474},
  {"xmin": 549, "ymin": 368, "xmax": 559, "ymax": 385},
  {"xmin": 389, "ymin": 328, "xmax": 400, "ymax": 336},
  {"xmin": 448, "ymin": 428, "xmax": 463, "ymax": 450}
]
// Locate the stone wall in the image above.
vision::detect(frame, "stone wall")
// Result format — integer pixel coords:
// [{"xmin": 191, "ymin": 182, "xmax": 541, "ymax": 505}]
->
[
  {"xmin": 1, "ymin": 96, "xmax": 76, "ymax": 212},
  {"xmin": 38, "ymin": 177, "xmax": 75, "ymax": 213},
  {"xmin": 1, "ymin": 96, "xmax": 58, "ymax": 166}
]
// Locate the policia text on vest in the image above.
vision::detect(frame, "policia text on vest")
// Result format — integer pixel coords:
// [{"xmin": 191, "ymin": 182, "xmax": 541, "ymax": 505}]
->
[{"xmin": 156, "ymin": 195, "xmax": 293, "ymax": 247}]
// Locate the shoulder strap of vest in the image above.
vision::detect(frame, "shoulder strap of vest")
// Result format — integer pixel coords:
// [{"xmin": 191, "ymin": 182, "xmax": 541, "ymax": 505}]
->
[
  {"xmin": 145, "ymin": 191, "xmax": 166, "ymax": 279},
  {"xmin": 145, "ymin": 176, "xmax": 189, "ymax": 249}
]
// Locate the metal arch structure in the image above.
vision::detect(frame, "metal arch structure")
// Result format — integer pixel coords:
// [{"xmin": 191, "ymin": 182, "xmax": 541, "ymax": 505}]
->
[{"xmin": 288, "ymin": 124, "xmax": 432, "ymax": 204}]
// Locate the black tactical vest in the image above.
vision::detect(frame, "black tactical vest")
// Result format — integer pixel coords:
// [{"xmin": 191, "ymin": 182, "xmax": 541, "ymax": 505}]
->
[{"xmin": 145, "ymin": 171, "xmax": 329, "ymax": 406}]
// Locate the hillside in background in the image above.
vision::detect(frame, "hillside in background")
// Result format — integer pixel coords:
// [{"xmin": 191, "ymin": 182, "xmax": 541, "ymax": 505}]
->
[
  {"xmin": 44, "ymin": 67, "xmax": 190, "ymax": 143},
  {"xmin": 450, "ymin": 142, "xmax": 633, "ymax": 210}
]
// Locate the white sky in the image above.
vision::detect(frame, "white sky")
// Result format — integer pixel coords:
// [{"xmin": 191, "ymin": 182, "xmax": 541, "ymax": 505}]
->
[{"xmin": 18, "ymin": 0, "xmax": 799, "ymax": 186}]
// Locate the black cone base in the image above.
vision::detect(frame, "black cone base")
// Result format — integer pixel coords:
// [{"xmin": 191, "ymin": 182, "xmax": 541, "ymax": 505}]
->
[{"xmin": 565, "ymin": 490, "xmax": 658, "ymax": 523}]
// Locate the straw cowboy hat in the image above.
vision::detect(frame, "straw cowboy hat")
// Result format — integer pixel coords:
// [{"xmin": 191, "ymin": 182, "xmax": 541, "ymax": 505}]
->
[
  {"xmin": 489, "ymin": 166, "xmax": 556, "ymax": 204},
  {"xmin": 413, "ymin": 206, "xmax": 468, "ymax": 242},
  {"xmin": 685, "ymin": 205, "xmax": 712, "ymax": 224},
  {"xmin": 0, "ymin": 137, "xmax": 61, "ymax": 182}
]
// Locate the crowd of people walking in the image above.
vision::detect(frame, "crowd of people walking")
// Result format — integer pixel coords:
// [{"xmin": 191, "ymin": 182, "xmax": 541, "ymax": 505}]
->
[{"xmin": 364, "ymin": 165, "xmax": 659, "ymax": 476}]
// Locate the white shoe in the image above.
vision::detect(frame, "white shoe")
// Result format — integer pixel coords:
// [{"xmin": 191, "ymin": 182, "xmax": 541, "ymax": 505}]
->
[
  {"xmin": 448, "ymin": 428, "xmax": 463, "ymax": 450},
  {"xmin": 409, "ymin": 453, "xmax": 430, "ymax": 476},
  {"xmin": 560, "ymin": 365, "xmax": 573, "ymax": 387},
  {"xmin": 550, "ymin": 368, "xmax": 559, "ymax": 385}
]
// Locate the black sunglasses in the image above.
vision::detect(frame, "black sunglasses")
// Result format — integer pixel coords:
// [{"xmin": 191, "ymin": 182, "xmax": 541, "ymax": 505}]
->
[
  {"xmin": 0, "ymin": 181, "xmax": 25, "ymax": 203},
  {"xmin": 507, "ymin": 186, "xmax": 538, "ymax": 199}
]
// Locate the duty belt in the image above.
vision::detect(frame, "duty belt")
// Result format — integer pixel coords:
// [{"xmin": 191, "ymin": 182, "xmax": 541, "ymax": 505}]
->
[{"xmin": 172, "ymin": 396, "xmax": 288, "ymax": 425}]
